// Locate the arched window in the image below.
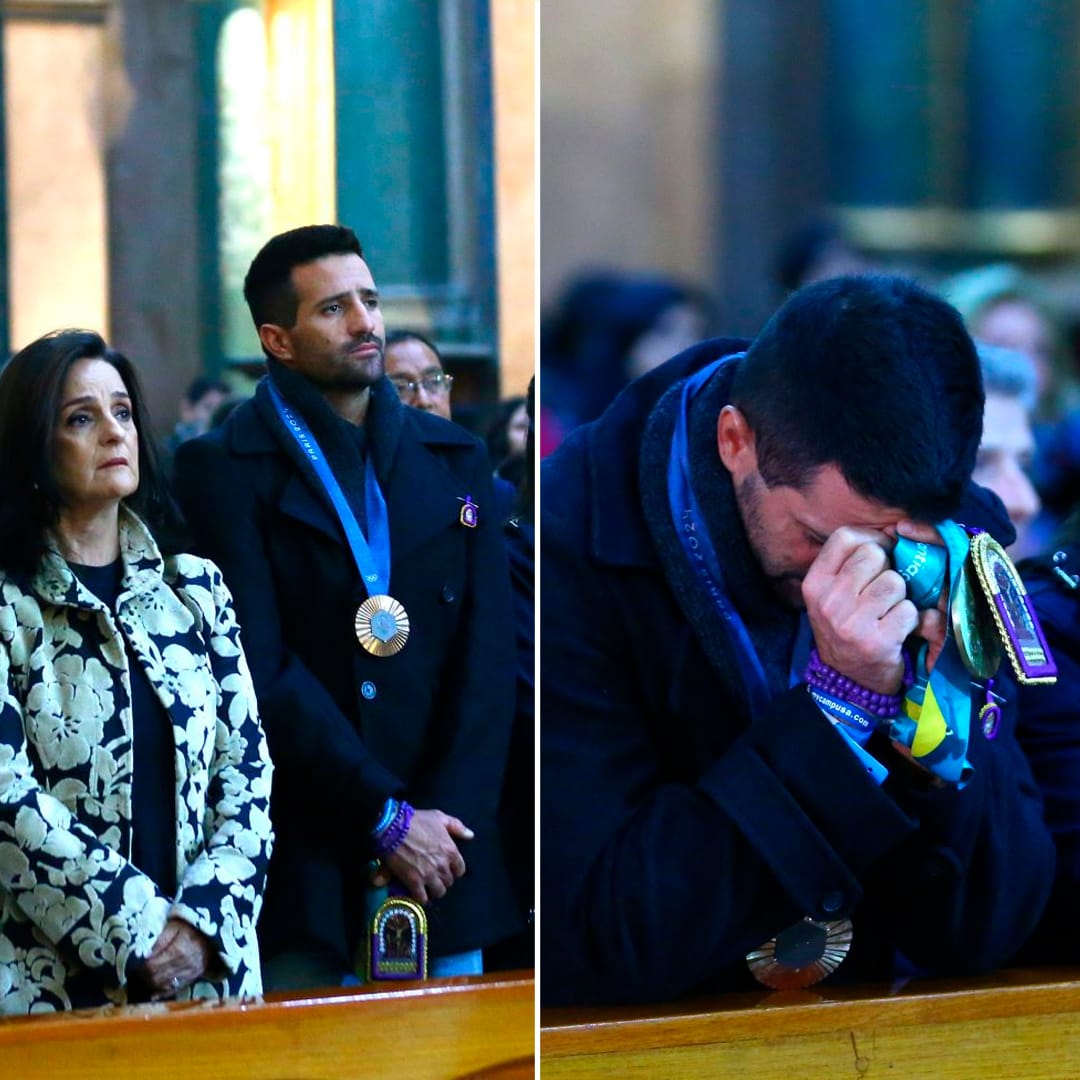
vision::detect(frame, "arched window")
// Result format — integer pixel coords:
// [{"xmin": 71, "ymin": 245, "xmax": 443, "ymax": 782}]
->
[{"xmin": 217, "ymin": 5, "xmax": 272, "ymax": 359}]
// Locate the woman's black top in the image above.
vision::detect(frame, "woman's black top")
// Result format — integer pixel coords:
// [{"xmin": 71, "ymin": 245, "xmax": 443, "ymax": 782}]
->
[{"xmin": 69, "ymin": 559, "xmax": 177, "ymax": 896}]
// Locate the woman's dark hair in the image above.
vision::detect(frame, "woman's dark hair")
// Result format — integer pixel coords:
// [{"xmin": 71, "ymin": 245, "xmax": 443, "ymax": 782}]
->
[
  {"xmin": 0, "ymin": 329, "xmax": 178, "ymax": 576},
  {"xmin": 514, "ymin": 378, "xmax": 534, "ymax": 523},
  {"xmin": 486, "ymin": 394, "xmax": 528, "ymax": 472}
]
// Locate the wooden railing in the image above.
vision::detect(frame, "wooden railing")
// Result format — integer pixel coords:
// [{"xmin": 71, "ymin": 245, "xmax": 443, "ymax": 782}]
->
[
  {"xmin": 0, "ymin": 971, "xmax": 534, "ymax": 1079},
  {"xmin": 540, "ymin": 967, "xmax": 1080, "ymax": 1079},
  {"xmin": 16, "ymin": 965, "xmax": 1080, "ymax": 1076}
]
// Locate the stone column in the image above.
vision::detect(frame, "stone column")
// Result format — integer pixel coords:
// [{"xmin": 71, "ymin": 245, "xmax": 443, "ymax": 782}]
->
[
  {"xmin": 714, "ymin": 0, "xmax": 829, "ymax": 335},
  {"xmin": 106, "ymin": 0, "xmax": 201, "ymax": 438}
]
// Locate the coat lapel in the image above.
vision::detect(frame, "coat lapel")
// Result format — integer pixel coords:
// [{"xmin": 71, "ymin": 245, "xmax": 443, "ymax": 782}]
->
[
  {"xmin": 235, "ymin": 382, "xmax": 345, "ymax": 544},
  {"xmin": 231, "ymin": 380, "xmax": 484, "ymax": 565},
  {"xmin": 383, "ymin": 413, "xmax": 477, "ymax": 564},
  {"xmin": 278, "ymin": 471, "xmax": 342, "ymax": 545}
]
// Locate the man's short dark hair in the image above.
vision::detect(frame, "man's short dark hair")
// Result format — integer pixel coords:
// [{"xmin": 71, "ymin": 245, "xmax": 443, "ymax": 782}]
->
[
  {"xmin": 731, "ymin": 274, "xmax": 983, "ymax": 521},
  {"xmin": 385, "ymin": 329, "xmax": 444, "ymax": 367},
  {"xmin": 243, "ymin": 224, "xmax": 364, "ymax": 331}
]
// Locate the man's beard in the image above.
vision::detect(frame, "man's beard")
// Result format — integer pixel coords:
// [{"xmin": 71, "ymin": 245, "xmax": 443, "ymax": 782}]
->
[
  {"xmin": 737, "ymin": 473, "xmax": 805, "ymax": 608},
  {"xmin": 329, "ymin": 335, "xmax": 386, "ymax": 387}
]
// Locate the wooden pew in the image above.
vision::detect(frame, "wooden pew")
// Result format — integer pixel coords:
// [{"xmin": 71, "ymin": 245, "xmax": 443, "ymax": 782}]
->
[
  {"xmin": 0, "ymin": 971, "xmax": 534, "ymax": 1079},
  {"xmin": 541, "ymin": 968, "xmax": 1080, "ymax": 1078}
]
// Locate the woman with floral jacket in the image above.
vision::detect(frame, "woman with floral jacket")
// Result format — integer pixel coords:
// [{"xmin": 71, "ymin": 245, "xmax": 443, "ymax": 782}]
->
[{"xmin": 0, "ymin": 329, "xmax": 273, "ymax": 1013}]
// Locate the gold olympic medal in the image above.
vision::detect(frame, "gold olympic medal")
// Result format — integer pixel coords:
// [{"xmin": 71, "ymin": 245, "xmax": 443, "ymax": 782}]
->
[
  {"xmin": 951, "ymin": 557, "xmax": 1002, "ymax": 680},
  {"xmin": 746, "ymin": 917, "xmax": 853, "ymax": 990},
  {"xmin": 355, "ymin": 594, "xmax": 410, "ymax": 657}
]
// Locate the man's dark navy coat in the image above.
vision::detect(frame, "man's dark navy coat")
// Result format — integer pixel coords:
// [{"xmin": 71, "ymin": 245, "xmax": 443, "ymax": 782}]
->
[
  {"xmin": 540, "ymin": 338, "xmax": 1055, "ymax": 1005},
  {"xmin": 175, "ymin": 377, "xmax": 520, "ymax": 964}
]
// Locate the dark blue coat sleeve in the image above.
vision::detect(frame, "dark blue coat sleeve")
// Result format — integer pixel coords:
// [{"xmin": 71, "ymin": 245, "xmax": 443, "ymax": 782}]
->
[
  {"xmin": 1015, "ymin": 557, "xmax": 1080, "ymax": 963},
  {"xmin": 1018, "ymin": 571, "xmax": 1080, "ymax": 880},
  {"xmin": 1017, "ymin": 564, "xmax": 1080, "ymax": 945}
]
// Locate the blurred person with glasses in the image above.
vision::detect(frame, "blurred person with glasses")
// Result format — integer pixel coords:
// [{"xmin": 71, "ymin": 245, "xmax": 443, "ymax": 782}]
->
[
  {"xmin": 385, "ymin": 330, "xmax": 454, "ymax": 419},
  {"xmin": 386, "ymin": 330, "xmax": 517, "ymax": 517}
]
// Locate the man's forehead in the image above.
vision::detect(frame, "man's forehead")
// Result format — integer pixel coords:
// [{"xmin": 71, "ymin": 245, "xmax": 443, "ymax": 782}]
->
[
  {"xmin": 292, "ymin": 252, "xmax": 376, "ymax": 295},
  {"xmin": 791, "ymin": 465, "xmax": 906, "ymax": 534}
]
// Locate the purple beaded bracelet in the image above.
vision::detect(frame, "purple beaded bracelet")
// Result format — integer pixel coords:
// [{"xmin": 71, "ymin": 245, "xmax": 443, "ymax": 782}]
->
[
  {"xmin": 804, "ymin": 648, "xmax": 914, "ymax": 719},
  {"xmin": 373, "ymin": 800, "xmax": 414, "ymax": 857}
]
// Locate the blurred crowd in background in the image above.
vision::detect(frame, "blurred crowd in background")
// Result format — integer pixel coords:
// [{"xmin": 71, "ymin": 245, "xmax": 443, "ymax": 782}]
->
[
  {"xmin": 538, "ymin": 226, "xmax": 1080, "ymax": 566},
  {"xmin": 540, "ymin": 0, "xmax": 1080, "ymax": 568}
]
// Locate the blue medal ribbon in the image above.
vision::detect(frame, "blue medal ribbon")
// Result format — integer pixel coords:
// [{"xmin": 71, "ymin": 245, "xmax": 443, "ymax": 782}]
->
[
  {"xmin": 667, "ymin": 353, "xmax": 773, "ymax": 718},
  {"xmin": 267, "ymin": 379, "xmax": 392, "ymax": 597},
  {"xmin": 674, "ymin": 356, "xmax": 871, "ymax": 985},
  {"xmin": 890, "ymin": 524, "xmax": 974, "ymax": 787}
]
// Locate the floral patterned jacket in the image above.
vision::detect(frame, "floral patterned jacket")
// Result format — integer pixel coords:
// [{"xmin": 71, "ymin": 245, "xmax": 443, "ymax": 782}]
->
[{"xmin": 0, "ymin": 508, "xmax": 273, "ymax": 1013}]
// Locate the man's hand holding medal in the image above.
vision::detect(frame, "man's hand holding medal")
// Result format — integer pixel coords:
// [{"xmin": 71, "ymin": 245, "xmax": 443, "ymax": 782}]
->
[
  {"xmin": 748, "ymin": 518, "xmax": 1032, "ymax": 989},
  {"xmin": 801, "ymin": 516, "xmax": 1055, "ymax": 792},
  {"xmin": 802, "ymin": 520, "xmax": 952, "ymax": 690},
  {"xmin": 803, "ymin": 524, "xmax": 925, "ymax": 693}
]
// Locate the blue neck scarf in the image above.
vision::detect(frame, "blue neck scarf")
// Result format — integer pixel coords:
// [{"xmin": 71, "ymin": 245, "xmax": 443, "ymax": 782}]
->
[{"xmin": 267, "ymin": 378, "xmax": 392, "ymax": 596}]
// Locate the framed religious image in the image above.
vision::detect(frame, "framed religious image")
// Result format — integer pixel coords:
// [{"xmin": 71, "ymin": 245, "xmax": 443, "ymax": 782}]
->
[{"xmin": 971, "ymin": 532, "xmax": 1057, "ymax": 684}]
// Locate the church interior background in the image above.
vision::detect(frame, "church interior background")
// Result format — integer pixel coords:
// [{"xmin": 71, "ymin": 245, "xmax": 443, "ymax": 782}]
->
[{"xmin": 0, "ymin": 0, "xmax": 533, "ymax": 436}]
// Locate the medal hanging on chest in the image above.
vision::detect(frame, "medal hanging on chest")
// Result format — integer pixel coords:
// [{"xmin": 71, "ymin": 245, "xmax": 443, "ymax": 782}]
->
[
  {"xmin": 267, "ymin": 379, "xmax": 409, "ymax": 658},
  {"xmin": 355, "ymin": 594, "xmax": 410, "ymax": 657},
  {"xmin": 348, "ymin": 466, "xmax": 411, "ymax": 656},
  {"xmin": 746, "ymin": 917, "xmax": 853, "ymax": 990}
]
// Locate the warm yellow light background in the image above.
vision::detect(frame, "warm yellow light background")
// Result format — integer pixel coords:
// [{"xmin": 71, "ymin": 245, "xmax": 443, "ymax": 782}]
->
[
  {"xmin": 266, "ymin": 0, "xmax": 336, "ymax": 232},
  {"xmin": 5, "ymin": 18, "xmax": 109, "ymax": 348},
  {"xmin": 540, "ymin": 0, "xmax": 714, "ymax": 303},
  {"xmin": 491, "ymin": 0, "xmax": 535, "ymax": 397}
]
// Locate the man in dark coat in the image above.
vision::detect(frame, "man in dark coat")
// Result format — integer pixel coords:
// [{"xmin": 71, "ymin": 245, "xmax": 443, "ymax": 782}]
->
[
  {"xmin": 174, "ymin": 225, "xmax": 520, "ymax": 987},
  {"xmin": 1016, "ymin": 542, "xmax": 1080, "ymax": 964},
  {"xmin": 540, "ymin": 274, "xmax": 1055, "ymax": 1006}
]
